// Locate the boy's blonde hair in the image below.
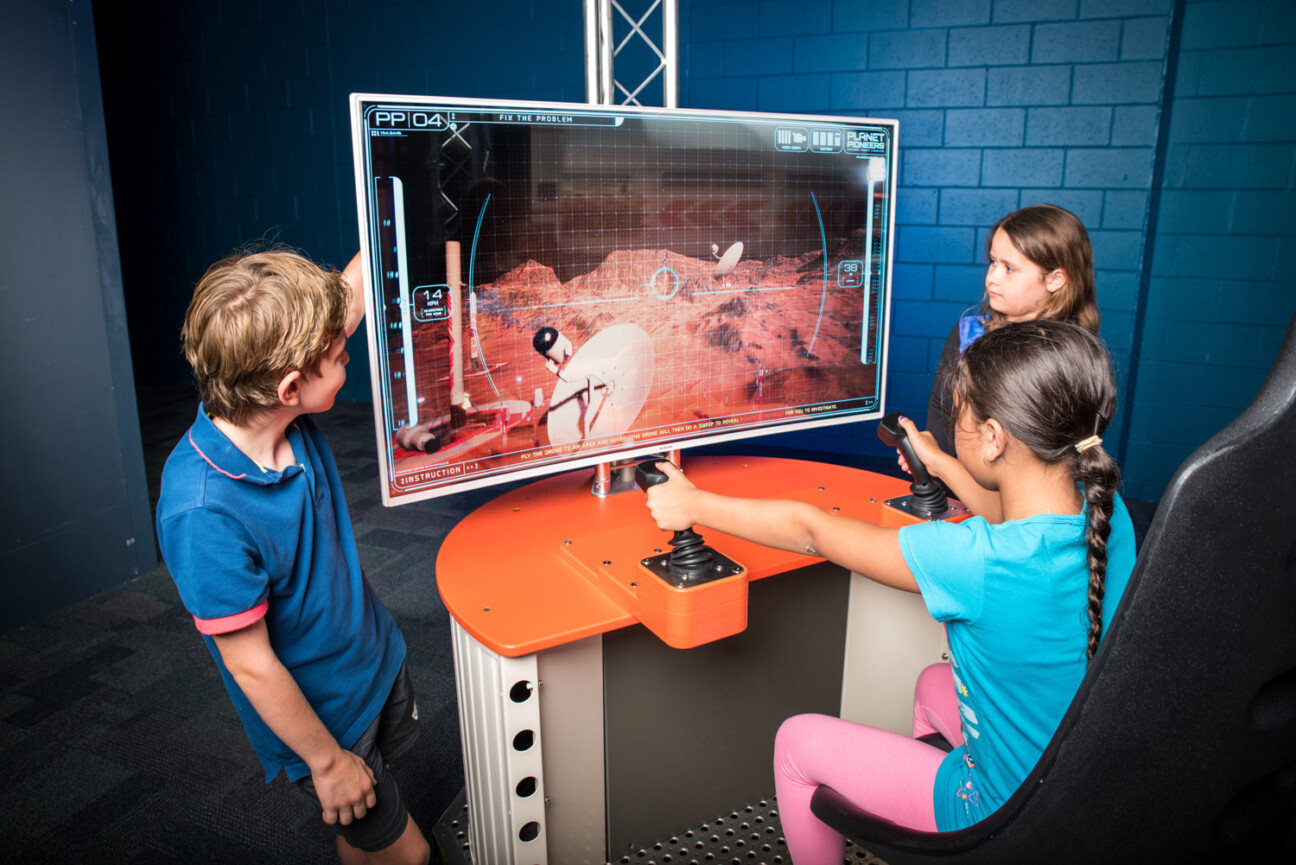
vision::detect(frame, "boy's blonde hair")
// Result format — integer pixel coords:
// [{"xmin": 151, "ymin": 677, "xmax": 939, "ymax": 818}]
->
[{"xmin": 182, "ymin": 250, "xmax": 348, "ymax": 424}]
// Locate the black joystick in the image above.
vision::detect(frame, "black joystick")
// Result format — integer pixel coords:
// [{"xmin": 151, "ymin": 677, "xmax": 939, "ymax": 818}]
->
[
  {"xmin": 635, "ymin": 461, "xmax": 717, "ymax": 579},
  {"xmin": 877, "ymin": 413, "xmax": 950, "ymax": 520}
]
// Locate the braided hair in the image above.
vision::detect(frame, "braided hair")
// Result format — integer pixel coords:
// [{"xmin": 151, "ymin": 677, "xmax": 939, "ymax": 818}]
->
[{"xmin": 952, "ymin": 320, "xmax": 1121, "ymax": 663}]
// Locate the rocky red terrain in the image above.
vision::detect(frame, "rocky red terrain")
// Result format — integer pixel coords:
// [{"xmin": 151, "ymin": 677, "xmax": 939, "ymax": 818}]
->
[{"xmin": 391, "ymin": 235, "xmax": 879, "ymax": 476}]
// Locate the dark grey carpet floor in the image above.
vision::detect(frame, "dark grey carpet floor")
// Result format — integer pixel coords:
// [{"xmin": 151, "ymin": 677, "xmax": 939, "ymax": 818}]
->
[
  {"xmin": 0, "ymin": 386, "xmax": 499, "ymax": 864},
  {"xmin": 0, "ymin": 383, "xmax": 1155, "ymax": 864},
  {"xmin": 0, "ymin": 385, "xmax": 893, "ymax": 864}
]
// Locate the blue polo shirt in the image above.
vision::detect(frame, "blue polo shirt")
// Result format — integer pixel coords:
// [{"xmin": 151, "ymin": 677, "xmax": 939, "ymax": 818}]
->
[
  {"xmin": 157, "ymin": 406, "xmax": 405, "ymax": 782},
  {"xmin": 899, "ymin": 495, "xmax": 1134, "ymax": 830}
]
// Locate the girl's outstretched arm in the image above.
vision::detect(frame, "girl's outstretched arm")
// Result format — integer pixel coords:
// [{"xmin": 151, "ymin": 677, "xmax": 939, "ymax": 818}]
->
[
  {"xmin": 898, "ymin": 417, "xmax": 1004, "ymax": 523},
  {"xmin": 644, "ymin": 461, "xmax": 919, "ymax": 593}
]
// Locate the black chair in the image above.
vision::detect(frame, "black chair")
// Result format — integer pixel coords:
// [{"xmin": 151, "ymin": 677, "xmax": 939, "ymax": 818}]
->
[{"xmin": 811, "ymin": 312, "xmax": 1296, "ymax": 865}]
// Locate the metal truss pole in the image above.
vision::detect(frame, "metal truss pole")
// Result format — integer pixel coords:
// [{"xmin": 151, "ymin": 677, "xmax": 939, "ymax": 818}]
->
[{"xmin": 583, "ymin": 0, "xmax": 679, "ymax": 108}]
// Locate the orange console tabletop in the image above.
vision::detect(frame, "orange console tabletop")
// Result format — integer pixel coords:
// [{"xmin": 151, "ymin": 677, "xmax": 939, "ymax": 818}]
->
[{"xmin": 436, "ymin": 456, "xmax": 940, "ymax": 657}]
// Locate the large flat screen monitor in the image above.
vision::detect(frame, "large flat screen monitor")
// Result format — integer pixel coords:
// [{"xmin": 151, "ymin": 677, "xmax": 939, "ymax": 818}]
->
[{"xmin": 351, "ymin": 94, "xmax": 897, "ymax": 505}]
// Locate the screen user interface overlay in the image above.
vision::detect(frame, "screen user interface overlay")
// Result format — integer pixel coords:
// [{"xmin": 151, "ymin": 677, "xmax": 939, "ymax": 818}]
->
[{"xmin": 352, "ymin": 96, "xmax": 895, "ymax": 504}]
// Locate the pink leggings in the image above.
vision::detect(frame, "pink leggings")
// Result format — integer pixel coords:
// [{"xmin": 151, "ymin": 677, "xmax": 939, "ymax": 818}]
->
[{"xmin": 773, "ymin": 663, "xmax": 964, "ymax": 865}]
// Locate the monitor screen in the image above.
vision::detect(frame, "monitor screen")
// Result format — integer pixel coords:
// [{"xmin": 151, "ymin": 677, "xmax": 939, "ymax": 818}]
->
[{"xmin": 350, "ymin": 95, "xmax": 897, "ymax": 505}]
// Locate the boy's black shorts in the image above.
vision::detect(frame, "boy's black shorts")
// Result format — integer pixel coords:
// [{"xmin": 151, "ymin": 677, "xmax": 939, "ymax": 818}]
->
[{"xmin": 294, "ymin": 663, "xmax": 419, "ymax": 852}]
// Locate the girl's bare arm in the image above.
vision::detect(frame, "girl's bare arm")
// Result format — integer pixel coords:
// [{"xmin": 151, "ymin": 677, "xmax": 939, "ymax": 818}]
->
[{"xmin": 644, "ymin": 461, "xmax": 919, "ymax": 593}]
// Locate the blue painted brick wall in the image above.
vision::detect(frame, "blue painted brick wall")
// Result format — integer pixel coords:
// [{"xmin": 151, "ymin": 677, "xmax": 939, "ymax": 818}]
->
[
  {"xmin": 678, "ymin": 0, "xmax": 1187, "ymax": 462},
  {"xmin": 132, "ymin": 0, "xmax": 585, "ymax": 396},
  {"xmin": 126, "ymin": 0, "xmax": 1294, "ymax": 497},
  {"xmin": 1121, "ymin": 0, "xmax": 1296, "ymax": 500}
]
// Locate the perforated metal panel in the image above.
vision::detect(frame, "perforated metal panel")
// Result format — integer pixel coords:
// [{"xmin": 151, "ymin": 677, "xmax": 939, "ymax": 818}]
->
[
  {"xmin": 434, "ymin": 793, "xmax": 889, "ymax": 865},
  {"xmin": 450, "ymin": 621, "xmax": 548, "ymax": 865},
  {"xmin": 608, "ymin": 801, "xmax": 788, "ymax": 864}
]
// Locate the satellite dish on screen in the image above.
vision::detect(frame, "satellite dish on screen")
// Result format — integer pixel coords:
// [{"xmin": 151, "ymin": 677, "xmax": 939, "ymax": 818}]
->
[
  {"xmin": 546, "ymin": 323, "xmax": 654, "ymax": 444},
  {"xmin": 712, "ymin": 241, "xmax": 744, "ymax": 277}
]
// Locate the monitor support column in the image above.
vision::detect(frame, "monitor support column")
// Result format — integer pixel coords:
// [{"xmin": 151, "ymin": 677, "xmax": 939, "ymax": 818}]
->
[
  {"xmin": 583, "ymin": 0, "xmax": 679, "ymax": 109},
  {"xmin": 583, "ymin": 0, "xmax": 680, "ymax": 496}
]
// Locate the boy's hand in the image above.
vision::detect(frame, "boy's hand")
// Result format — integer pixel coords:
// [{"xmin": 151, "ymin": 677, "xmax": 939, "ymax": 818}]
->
[
  {"xmin": 314, "ymin": 748, "xmax": 378, "ymax": 826},
  {"xmin": 896, "ymin": 416, "xmax": 947, "ymax": 480},
  {"xmin": 644, "ymin": 461, "xmax": 700, "ymax": 532},
  {"xmin": 341, "ymin": 252, "xmax": 365, "ymax": 337}
]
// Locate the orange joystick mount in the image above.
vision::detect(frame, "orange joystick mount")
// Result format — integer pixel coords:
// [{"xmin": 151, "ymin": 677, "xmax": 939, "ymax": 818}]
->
[{"xmin": 635, "ymin": 460, "xmax": 744, "ymax": 588}]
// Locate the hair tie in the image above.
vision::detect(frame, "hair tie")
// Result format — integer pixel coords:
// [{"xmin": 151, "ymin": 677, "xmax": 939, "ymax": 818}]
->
[{"xmin": 1075, "ymin": 435, "xmax": 1103, "ymax": 454}]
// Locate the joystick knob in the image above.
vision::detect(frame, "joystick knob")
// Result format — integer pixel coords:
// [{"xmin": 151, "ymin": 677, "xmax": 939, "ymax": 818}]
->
[
  {"xmin": 877, "ymin": 413, "xmax": 949, "ymax": 520},
  {"xmin": 635, "ymin": 460, "xmax": 716, "ymax": 578},
  {"xmin": 634, "ymin": 460, "xmax": 671, "ymax": 490}
]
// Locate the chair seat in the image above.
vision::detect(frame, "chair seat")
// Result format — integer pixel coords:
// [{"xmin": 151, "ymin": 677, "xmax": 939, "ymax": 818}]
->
[{"xmin": 807, "ymin": 311, "xmax": 1296, "ymax": 865}]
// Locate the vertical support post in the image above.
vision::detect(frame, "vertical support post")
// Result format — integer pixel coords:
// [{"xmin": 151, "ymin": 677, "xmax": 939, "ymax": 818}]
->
[
  {"xmin": 584, "ymin": 0, "xmax": 680, "ymax": 493},
  {"xmin": 583, "ymin": 0, "xmax": 614, "ymax": 106},
  {"xmin": 663, "ymin": 0, "xmax": 679, "ymax": 108},
  {"xmin": 585, "ymin": 0, "xmax": 679, "ymax": 108}
]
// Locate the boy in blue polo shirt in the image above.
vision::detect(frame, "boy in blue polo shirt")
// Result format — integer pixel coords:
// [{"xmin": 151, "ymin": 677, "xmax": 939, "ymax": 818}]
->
[{"xmin": 157, "ymin": 249, "xmax": 431, "ymax": 865}]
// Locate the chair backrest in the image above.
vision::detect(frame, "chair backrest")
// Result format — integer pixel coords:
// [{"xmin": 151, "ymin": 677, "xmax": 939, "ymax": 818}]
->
[{"xmin": 817, "ymin": 312, "xmax": 1296, "ymax": 864}]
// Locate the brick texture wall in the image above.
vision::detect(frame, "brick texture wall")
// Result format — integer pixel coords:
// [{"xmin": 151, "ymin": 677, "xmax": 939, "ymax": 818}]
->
[
  {"xmin": 105, "ymin": 0, "xmax": 1295, "ymax": 496},
  {"xmin": 685, "ymin": 0, "xmax": 1175, "ymax": 463},
  {"xmin": 1120, "ymin": 0, "xmax": 1296, "ymax": 498},
  {"xmin": 104, "ymin": 0, "xmax": 585, "ymax": 399}
]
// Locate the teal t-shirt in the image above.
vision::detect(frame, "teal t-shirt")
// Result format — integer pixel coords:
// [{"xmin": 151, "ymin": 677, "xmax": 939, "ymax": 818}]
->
[{"xmin": 898, "ymin": 495, "xmax": 1134, "ymax": 830}]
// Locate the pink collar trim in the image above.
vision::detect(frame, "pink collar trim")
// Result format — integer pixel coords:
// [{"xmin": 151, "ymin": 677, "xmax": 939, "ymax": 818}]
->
[{"xmin": 188, "ymin": 430, "xmax": 247, "ymax": 480}]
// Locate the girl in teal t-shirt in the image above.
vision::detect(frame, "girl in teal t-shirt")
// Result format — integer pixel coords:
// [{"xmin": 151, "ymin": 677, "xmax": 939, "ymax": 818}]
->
[{"xmin": 642, "ymin": 319, "xmax": 1132, "ymax": 865}]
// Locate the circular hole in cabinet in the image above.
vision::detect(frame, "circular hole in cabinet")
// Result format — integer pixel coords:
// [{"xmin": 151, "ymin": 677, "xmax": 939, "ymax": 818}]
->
[
  {"xmin": 519, "ymin": 821, "xmax": 541, "ymax": 843},
  {"xmin": 509, "ymin": 680, "xmax": 533, "ymax": 703},
  {"xmin": 512, "ymin": 729, "xmax": 535, "ymax": 751},
  {"xmin": 515, "ymin": 776, "xmax": 537, "ymax": 798}
]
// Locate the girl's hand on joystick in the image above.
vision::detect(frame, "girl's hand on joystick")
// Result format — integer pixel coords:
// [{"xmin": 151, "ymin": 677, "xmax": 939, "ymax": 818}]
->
[
  {"xmin": 897, "ymin": 416, "xmax": 948, "ymax": 482},
  {"xmin": 644, "ymin": 461, "xmax": 700, "ymax": 532}
]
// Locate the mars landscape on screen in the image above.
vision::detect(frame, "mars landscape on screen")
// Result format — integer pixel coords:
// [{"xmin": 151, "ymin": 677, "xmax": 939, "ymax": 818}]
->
[
  {"xmin": 353, "ymin": 97, "xmax": 896, "ymax": 501},
  {"xmin": 386, "ymin": 232, "xmax": 880, "ymax": 492}
]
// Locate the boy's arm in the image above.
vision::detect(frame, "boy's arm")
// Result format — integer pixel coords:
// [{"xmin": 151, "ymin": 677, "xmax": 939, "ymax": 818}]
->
[
  {"xmin": 340, "ymin": 252, "xmax": 365, "ymax": 337},
  {"xmin": 644, "ymin": 462, "xmax": 919, "ymax": 593},
  {"xmin": 211, "ymin": 619, "xmax": 376, "ymax": 825},
  {"xmin": 899, "ymin": 417, "xmax": 1004, "ymax": 523}
]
